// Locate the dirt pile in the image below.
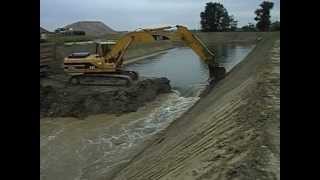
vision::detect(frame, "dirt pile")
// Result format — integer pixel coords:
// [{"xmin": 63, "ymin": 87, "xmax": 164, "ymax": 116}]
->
[
  {"xmin": 40, "ymin": 26, "xmax": 50, "ymax": 33},
  {"xmin": 40, "ymin": 78, "xmax": 171, "ymax": 118},
  {"xmin": 64, "ymin": 21, "xmax": 117, "ymax": 36}
]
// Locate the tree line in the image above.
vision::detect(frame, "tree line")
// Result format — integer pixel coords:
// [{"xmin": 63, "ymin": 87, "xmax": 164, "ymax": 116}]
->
[{"xmin": 200, "ymin": 1, "xmax": 280, "ymax": 32}]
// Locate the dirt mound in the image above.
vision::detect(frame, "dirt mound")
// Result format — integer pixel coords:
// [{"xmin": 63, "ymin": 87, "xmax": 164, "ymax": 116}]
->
[
  {"xmin": 40, "ymin": 26, "xmax": 50, "ymax": 33},
  {"xmin": 40, "ymin": 78, "xmax": 171, "ymax": 118},
  {"xmin": 64, "ymin": 21, "xmax": 117, "ymax": 36}
]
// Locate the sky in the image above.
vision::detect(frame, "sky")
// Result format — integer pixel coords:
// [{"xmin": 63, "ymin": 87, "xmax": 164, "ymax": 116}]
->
[{"xmin": 40, "ymin": 0, "xmax": 280, "ymax": 31}]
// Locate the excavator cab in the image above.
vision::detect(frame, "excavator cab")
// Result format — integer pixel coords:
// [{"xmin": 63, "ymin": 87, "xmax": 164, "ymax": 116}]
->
[{"xmin": 95, "ymin": 41, "xmax": 116, "ymax": 57}]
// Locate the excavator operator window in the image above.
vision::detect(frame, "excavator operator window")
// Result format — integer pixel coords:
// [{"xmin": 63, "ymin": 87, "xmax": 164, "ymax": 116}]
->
[
  {"xmin": 95, "ymin": 43, "xmax": 100, "ymax": 56},
  {"xmin": 152, "ymin": 35, "xmax": 170, "ymax": 41},
  {"xmin": 95, "ymin": 41, "xmax": 116, "ymax": 57}
]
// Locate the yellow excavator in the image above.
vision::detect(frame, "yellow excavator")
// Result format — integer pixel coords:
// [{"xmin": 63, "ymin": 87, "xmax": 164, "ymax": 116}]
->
[{"xmin": 64, "ymin": 25, "xmax": 226, "ymax": 86}]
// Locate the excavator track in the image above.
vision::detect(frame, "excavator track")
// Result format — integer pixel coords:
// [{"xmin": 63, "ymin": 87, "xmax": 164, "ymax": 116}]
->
[{"xmin": 68, "ymin": 70, "xmax": 139, "ymax": 87}]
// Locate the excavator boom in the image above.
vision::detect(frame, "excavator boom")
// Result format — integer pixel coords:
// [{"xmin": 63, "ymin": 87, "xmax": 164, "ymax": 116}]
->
[
  {"xmin": 174, "ymin": 25, "xmax": 215, "ymax": 63},
  {"xmin": 106, "ymin": 31, "xmax": 156, "ymax": 66}
]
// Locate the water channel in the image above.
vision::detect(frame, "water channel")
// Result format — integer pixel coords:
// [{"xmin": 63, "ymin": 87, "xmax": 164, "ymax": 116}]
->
[{"xmin": 40, "ymin": 43, "xmax": 255, "ymax": 180}]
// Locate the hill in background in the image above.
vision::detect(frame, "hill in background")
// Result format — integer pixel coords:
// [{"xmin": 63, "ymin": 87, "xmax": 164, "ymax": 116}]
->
[
  {"xmin": 64, "ymin": 21, "xmax": 118, "ymax": 36},
  {"xmin": 40, "ymin": 26, "xmax": 50, "ymax": 33}
]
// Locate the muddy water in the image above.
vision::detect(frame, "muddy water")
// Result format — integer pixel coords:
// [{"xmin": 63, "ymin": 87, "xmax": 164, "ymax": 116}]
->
[
  {"xmin": 40, "ymin": 44, "xmax": 255, "ymax": 180},
  {"xmin": 125, "ymin": 44, "xmax": 255, "ymax": 96},
  {"xmin": 40, "ymin": 92, "xmax": 199, "ymax": 180}
]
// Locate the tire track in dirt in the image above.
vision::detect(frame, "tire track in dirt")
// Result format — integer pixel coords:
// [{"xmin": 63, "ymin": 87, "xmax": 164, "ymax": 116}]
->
[{"xmin": 117, "ymin": 77, "xmax": 255, "ymax": 180}]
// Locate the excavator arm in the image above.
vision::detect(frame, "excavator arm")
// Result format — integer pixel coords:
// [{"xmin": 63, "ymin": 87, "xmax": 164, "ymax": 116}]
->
[
  {"xmin": 174, "ymin": 25, "xmax": 215, "ymax": 64},
  {"xmin": 173, "ymin": 25, "xmax": 226, "ymax": 80},
  {"xmin": 137, "ymin": 25, "xmax": 226, "ymax": 80},
  {"xmin": 104, "ymin": 25, "xmax": 225, "ymax": 80}
]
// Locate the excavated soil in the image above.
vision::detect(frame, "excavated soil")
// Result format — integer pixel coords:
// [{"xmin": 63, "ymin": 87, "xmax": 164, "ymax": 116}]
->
[{"xmin": 40, "ymin": 77, "xmax": 171, "ymax": 118}]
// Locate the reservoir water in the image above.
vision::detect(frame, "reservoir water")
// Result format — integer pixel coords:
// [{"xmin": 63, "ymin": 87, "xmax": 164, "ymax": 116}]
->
[{"xmin": 125, "ymin": 44, "xmax": 255, "ymax": 96}]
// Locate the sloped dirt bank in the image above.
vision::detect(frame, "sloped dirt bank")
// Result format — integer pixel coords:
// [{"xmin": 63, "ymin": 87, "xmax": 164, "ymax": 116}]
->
[
  {"xmin": 40, "ymin": 77, "xmax": 171, "ymax": 118},
  {"xmin": 195, "ymin": 31, "xmax": 266, "ymax": 45}
]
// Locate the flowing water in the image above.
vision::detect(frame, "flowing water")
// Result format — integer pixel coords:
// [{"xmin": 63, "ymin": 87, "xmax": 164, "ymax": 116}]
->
[{"xmin": 40, "ymin": 44, "xmax": 255, "ymax": 180}]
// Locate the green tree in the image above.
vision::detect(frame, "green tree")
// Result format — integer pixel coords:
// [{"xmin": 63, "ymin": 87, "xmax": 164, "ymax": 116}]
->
[
  {"xmin": 229, "ymin": 15, "xmax": 238, "ymax": 31},
  {"xmin": 270, "ymin": 21, "xmax": 280, "ymax": 31},
  {"xmin": 254, "ymin": 1, "xmax": 274, "ymax": 31},
  {"xmin": 200, "ymin": 2, "xmax": 235, "ymax": 32}
]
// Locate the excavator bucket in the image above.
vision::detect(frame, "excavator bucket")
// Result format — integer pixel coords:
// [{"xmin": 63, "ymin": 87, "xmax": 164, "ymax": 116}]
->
[{"xmin": 208, "ymin": 64, "xmax": 226, "ymax": 81}]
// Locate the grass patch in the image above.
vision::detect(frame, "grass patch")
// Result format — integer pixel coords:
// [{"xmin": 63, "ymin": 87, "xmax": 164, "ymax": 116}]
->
[
  {"xmin": 46, "ymin": 34, "xmax": 95, "ymax": 45},
  {"xmin": 46, "ymin": 33, "xmax": 126, "ymax": 45}
]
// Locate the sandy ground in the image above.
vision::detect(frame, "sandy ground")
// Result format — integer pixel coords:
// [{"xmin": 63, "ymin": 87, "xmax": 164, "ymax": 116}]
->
[{"xmin": 112, "ymin": 32, "xmax": 280, "ymax": 180}]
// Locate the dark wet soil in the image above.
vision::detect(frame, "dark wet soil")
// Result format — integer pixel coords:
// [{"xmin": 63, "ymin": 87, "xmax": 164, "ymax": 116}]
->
[{"xmin": 40, "ymin": 77, "xmax": 171, "ymax": 118}]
